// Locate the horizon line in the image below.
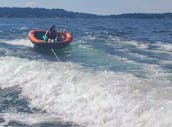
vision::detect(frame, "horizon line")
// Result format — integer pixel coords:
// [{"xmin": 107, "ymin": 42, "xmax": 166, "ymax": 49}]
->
[{"xmin": 0, "ymin": 6, "xmax": 172, "ymax": 16}]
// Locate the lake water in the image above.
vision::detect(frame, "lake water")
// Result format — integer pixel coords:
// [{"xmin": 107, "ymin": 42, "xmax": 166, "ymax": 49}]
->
[{"xmin": 0, "ymin": 17, "xmax": 172, "ymax": 127}]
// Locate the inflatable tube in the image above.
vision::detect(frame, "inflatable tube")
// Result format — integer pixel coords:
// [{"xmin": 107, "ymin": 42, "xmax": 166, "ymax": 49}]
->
[{"xmin": 28, "ymin": 30, "xmax": 72, "ymax": 48}]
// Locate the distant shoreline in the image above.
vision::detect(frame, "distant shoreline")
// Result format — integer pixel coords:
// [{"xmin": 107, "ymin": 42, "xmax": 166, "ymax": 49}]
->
[{"xmin": 0, "ymin": 7, "xmax": 172, "ymax": 18}]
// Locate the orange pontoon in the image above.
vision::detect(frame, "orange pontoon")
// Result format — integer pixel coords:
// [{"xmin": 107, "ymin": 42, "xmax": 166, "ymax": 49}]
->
[{"xmin": 28, "ymin": 30, "xmax": 72, "ymax": 48}]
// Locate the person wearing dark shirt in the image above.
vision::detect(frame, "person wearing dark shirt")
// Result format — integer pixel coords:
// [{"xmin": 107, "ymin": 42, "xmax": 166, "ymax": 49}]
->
[{"xmin": 43, "ymin": 25, "xmax": 58, "ymax": 43}]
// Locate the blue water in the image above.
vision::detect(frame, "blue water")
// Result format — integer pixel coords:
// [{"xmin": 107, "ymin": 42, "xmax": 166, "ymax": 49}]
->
[{"xmin": 0, "ymin": 17, "xmax": 172, "ymax": 127}]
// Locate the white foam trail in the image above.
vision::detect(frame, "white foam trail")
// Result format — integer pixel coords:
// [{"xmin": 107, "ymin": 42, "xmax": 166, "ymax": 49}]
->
[
  {"xmin": 105, "ymin": 35, "xmax": 172, "ymax": 53},
  {"xmin": 19, "ymin": 27, "xmax": 27, "ymax": 31},
  {"xmin": 154, "ymin": 42, "xmax": 172, "ymax": 52},
  {"xmin": 104, "ymin": 36, "xmax": 172, "ymax": 67},
  {"xmin": 0, "ymin": 55, "xmax": 172, "ymax": 127},
  {"xmin": 0, "ymin": 39, "xmax": 33, "ymax": 47},
  {"xmin": 123, "ymin": 40, "xmax": 149, "ymax": 49},
  {"xmin": 0, "ymin": 38, "xmax": 172, "ymax": 127}
]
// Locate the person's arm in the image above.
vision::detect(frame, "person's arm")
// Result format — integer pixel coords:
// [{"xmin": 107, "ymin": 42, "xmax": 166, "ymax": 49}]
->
[{"xmin": 45, "ymin": 30, "xmax": 49, "ymax": 38}]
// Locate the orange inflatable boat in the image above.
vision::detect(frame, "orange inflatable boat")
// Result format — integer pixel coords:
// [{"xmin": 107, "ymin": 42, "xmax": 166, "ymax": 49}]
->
[{"xmin": 28, "ymin": 30, "xmax": 72, "ymax": 48}]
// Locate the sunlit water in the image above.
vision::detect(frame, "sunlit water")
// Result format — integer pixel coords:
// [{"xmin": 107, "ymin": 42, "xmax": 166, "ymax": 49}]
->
[{"xmin": 0, "ymin": 18, "xmax": 172, "ymax": 127}]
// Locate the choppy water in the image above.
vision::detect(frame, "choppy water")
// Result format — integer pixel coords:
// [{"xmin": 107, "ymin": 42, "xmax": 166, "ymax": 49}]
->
[{"xmin": 0, "ymin": 17, "xmax": 172, "ymax": 127}]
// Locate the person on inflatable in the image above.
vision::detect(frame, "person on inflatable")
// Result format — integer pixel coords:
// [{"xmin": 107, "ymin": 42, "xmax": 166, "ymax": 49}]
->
[{"xmin": 43, "ymin": 25, "xmax": 59, "ymax": 43}]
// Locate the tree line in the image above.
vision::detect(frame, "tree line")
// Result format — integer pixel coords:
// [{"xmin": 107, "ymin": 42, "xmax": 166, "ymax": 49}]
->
[{"xmin": 0, "ymin": 7, "xmax": 172, "ymax": 18}]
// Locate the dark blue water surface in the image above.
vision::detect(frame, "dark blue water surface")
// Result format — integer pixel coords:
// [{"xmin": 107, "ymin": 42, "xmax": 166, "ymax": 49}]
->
[{"xmin": 0, "ymin": 18, "xmax": 172, "ymax": 42}]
